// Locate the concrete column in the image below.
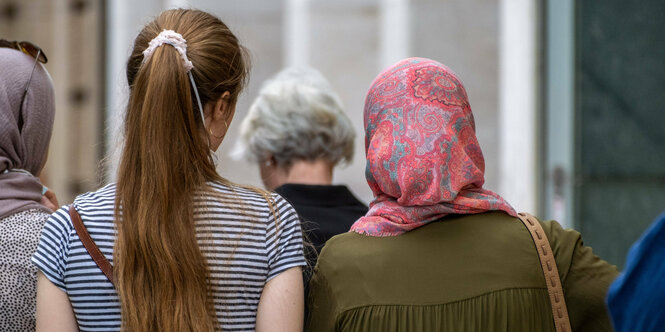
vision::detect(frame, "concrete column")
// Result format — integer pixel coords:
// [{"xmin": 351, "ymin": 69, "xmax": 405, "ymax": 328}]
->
[
  {"xmin": 498, "ymin": 0, "xmax": 539, "ymax": 213},
  {"xmin": 48, "ymin": 0, "xmax": 70, "ymax": 200},
  {"xmin": 380, "ymin": 0, "xmax": 410, "ymax": 70},
  {"xmin": 105, "ymin": 0, "xmax": 163, "ymax": 182},
  {"xmin": 105, "ymin": 0, "xmax": 130, "ymax": 182},
  {"xmin": 164, "ymin": 0, "xmax": 190, "ymax": 9},
  {"xmin": 284, "ymin": 0, "xmax": 310, "ymax": 67},
  {"xmin": 544, "ymin": 0, "xmax": 574, "ymax": 228}
]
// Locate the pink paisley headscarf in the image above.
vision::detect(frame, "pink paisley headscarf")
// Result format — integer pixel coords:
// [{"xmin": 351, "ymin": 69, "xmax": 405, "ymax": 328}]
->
[{"xmin": 350, "ymin": 58, "xmax": 516, "ymax": 236}]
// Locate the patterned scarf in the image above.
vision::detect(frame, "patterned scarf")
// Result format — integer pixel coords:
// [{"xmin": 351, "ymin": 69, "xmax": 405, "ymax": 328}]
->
[{"xmin": 350, "ymin": 58, "xmax": 516, "ymax": 236}]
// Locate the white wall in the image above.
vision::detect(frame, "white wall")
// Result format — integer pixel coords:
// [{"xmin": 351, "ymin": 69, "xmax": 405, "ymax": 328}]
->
[
  {"xmin": 105, "ymin": 0, "xmax": 163, "ymax": 181},
  {"xmin": 498, "ymin": 0, "xmax": 539, "ymax": 213}
]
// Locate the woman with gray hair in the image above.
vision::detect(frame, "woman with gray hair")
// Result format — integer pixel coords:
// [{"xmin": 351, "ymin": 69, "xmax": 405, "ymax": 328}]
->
[{"xmin": 235, "ymin": 67, "xmax": 368, "ymax": 255}]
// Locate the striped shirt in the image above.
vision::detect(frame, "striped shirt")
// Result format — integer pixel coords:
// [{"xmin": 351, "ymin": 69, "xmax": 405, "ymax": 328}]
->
[{"xmin": 32, "ymin": 182, "xmax": 306, "ymax": 331}]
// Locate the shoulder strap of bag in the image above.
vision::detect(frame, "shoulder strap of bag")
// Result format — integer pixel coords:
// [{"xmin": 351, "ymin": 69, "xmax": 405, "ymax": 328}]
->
[
  {"xmin": 516, "ymin": 212, "xmax": 572, "ymax": 332},
  {"xmin": 69, "ymin": 205, "xmax": 115, "ymax": 286}
]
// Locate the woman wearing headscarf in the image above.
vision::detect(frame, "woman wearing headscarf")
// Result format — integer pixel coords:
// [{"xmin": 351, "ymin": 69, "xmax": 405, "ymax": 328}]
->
[
  {"xmin": 0, "ymin": 43, "xmax": 57, "ymax": 331},
  {"xmin": 307, "ymin": 58, "xmax": 618, "ymax": 331}
]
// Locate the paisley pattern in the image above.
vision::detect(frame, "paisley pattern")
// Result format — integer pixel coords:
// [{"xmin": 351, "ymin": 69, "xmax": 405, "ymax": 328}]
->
[{"xmin": 351, "ymin": 58, "xmax": 516, "ymax": 236}]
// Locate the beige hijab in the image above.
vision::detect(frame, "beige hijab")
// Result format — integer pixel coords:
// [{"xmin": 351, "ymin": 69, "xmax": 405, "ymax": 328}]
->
[{"xmin": 0, "ymin": 47, "xmax": 55, "ymax": 219}]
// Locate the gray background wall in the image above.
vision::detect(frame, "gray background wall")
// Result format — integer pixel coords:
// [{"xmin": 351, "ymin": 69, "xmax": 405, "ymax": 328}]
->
[
  {"xmin": 204, "ymin": 0, "xmax": 502, "ymax": 205},
  {"xmin": 575, "ymin": 0, "xmax": 665, "ymax": 267}
]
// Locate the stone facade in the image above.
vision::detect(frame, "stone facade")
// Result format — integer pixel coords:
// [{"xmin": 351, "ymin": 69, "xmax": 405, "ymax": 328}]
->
[{"xmin": 1, "ymin": 0, "xmax": 104, "ymax": 203}]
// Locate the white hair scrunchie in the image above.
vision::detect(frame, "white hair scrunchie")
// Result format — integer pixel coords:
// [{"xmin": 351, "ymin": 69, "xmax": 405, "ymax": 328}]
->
[
  {"xmin": 142, "ymin": 29, "xmax": 208, "ymax": 135},
  {"xmin": 142, "ymin": 29, "xmax": 193, "ymax": 71}
]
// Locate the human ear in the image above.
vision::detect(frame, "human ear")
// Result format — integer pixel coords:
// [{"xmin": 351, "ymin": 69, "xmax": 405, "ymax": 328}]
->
[{"xmin": 212, "ymin": 91, "xmax": 231, "ymax": 120}]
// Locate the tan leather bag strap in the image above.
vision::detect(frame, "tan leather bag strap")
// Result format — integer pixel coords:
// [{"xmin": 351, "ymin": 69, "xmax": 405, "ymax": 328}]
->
[
  {"xmin": 516, "ymin": 212, "xmax": 572, "ymax": 332},
  {"xmin": 69, "ymin": 205, "xmax": 115, "ymax": 286}
]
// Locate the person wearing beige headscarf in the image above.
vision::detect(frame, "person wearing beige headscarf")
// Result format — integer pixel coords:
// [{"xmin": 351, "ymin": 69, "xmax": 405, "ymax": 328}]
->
[{"xmin": 0, "ymin": 44, "xmax": 57, "ymax": 331}]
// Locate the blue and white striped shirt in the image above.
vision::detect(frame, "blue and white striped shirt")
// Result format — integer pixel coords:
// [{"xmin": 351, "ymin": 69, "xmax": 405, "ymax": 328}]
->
[{"xmin": 32, "ymin": 182, "xmax": 306, "ymax": 331}]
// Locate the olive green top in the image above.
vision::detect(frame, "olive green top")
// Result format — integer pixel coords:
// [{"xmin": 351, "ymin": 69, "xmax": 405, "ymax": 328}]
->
[{"xmin": 306, "ymin": 212, "xmax": 618, "ymax": 332}]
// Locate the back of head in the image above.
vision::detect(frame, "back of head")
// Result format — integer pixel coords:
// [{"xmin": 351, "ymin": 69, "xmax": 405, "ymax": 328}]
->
[
  {"xmin": 0, "ymin": 47, "xmax": 54, "ymax": 175},
  {"xmin": 351, "ymin": 57, "xmax": 515, "ymax": 236},
  {"xmin": 115, "ymin": 9, "xmax": 248, "ymax": 331},
  {"xmin": 0, "ymin": 47, "xmax": 55, "ymax": 218},
  {"xmin": 362, "ymin": 57, "xmax": 483, "ymax": 206},
  {"xmin": 236, "ymin": 67, "xmax": 355, "ymax": 168}
]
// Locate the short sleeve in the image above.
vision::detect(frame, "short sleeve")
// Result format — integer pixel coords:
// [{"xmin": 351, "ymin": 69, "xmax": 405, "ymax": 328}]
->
[
  {"xmin": 31, "ymin": 206, "xmax": 73, "ymax": 292},
  {"xmin": 265, "ymin": 194, "xmax": 307, "ymax": 281}
]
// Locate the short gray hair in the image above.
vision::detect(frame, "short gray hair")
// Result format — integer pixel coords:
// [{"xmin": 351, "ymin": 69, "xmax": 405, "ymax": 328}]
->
[{"xmin": 234, "ymin": 67, "xmax": 355, "ymax": 167}]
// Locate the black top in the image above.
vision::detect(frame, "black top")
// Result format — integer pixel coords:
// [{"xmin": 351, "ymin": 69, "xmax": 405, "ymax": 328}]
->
[
  {"xmin": 275, "ymin": 184, "xmax": 368, "ymax": 314},
  {"xmin": 274, "ymin": 183, "xmax": 368, "ymax": 253}
]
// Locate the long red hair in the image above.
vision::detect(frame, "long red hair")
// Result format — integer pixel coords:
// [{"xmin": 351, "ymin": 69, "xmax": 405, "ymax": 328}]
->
[{"xmin": 115, "ymin": 9, "xmax": 249, "ymax": 331}]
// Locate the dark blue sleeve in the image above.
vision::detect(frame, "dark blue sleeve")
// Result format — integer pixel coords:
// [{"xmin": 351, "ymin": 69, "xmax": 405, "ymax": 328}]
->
[{"xmin": 606, "ymin": 209, "xmax": 665, "ymax": 332}]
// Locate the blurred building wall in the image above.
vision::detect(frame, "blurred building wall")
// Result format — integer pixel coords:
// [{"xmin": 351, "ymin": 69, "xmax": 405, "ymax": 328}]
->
[
  {"xmin": 5, "ymin": 0, "xmax": 663, "ymax": 270},
  {"xmin": 2, "ymin": 0, "xmax": 540, "ymax": 213},
  {"xmin": 570, "ymin": 0, "xmax": 665, "ymax": 268},
  {"xmin": 107, "ymin": 0, "xmax": 508, "ymax": 208},
  {"xmin": 0, "ymin": 0, "xmax": 105, "ymax": 204}
]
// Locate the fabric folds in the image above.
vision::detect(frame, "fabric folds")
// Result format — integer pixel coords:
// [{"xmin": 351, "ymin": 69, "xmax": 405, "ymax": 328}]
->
[
  {"xmin": 0, "ymin": 48, "xmax": 55, "ymax": 219},
  {"xmin": 336, "ymin": 289, "xmax": 555, "ymax": 332},
  {"xmin": 351, "ymin": 57, "xmax": 515, "ymax": 236}
]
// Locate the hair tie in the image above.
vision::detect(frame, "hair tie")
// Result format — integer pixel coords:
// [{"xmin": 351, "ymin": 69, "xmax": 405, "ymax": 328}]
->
[
  {"xmin": 142, "ymin": 29, "xmax": 193, "ymax": 71},
  {"xmin": 142, "ymin": 29, "xmax": 207, "ymax": 138}
]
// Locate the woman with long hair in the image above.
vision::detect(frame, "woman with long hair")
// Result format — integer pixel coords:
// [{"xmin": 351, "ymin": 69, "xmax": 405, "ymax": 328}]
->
[{"xmin": 33, "ymin": 9, "xmax": 306, "ymax": 331}]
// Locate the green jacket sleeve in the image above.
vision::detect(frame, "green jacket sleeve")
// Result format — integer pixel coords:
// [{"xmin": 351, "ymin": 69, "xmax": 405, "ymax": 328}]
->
[{"xmin": 544, "ymin": 220, "xmax": 619, "ymax": 332}]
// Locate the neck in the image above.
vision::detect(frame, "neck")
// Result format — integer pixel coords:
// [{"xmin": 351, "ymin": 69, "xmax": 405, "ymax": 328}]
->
[{"xmin": 283, "ymin": 159, "xmax": 334, "ymax": 186}]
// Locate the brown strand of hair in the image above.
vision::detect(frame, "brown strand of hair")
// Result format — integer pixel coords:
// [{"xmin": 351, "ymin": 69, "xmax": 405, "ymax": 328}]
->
[{"xmin": 115, "ymin": 9, "xmax": 249, "ymax": 331}]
